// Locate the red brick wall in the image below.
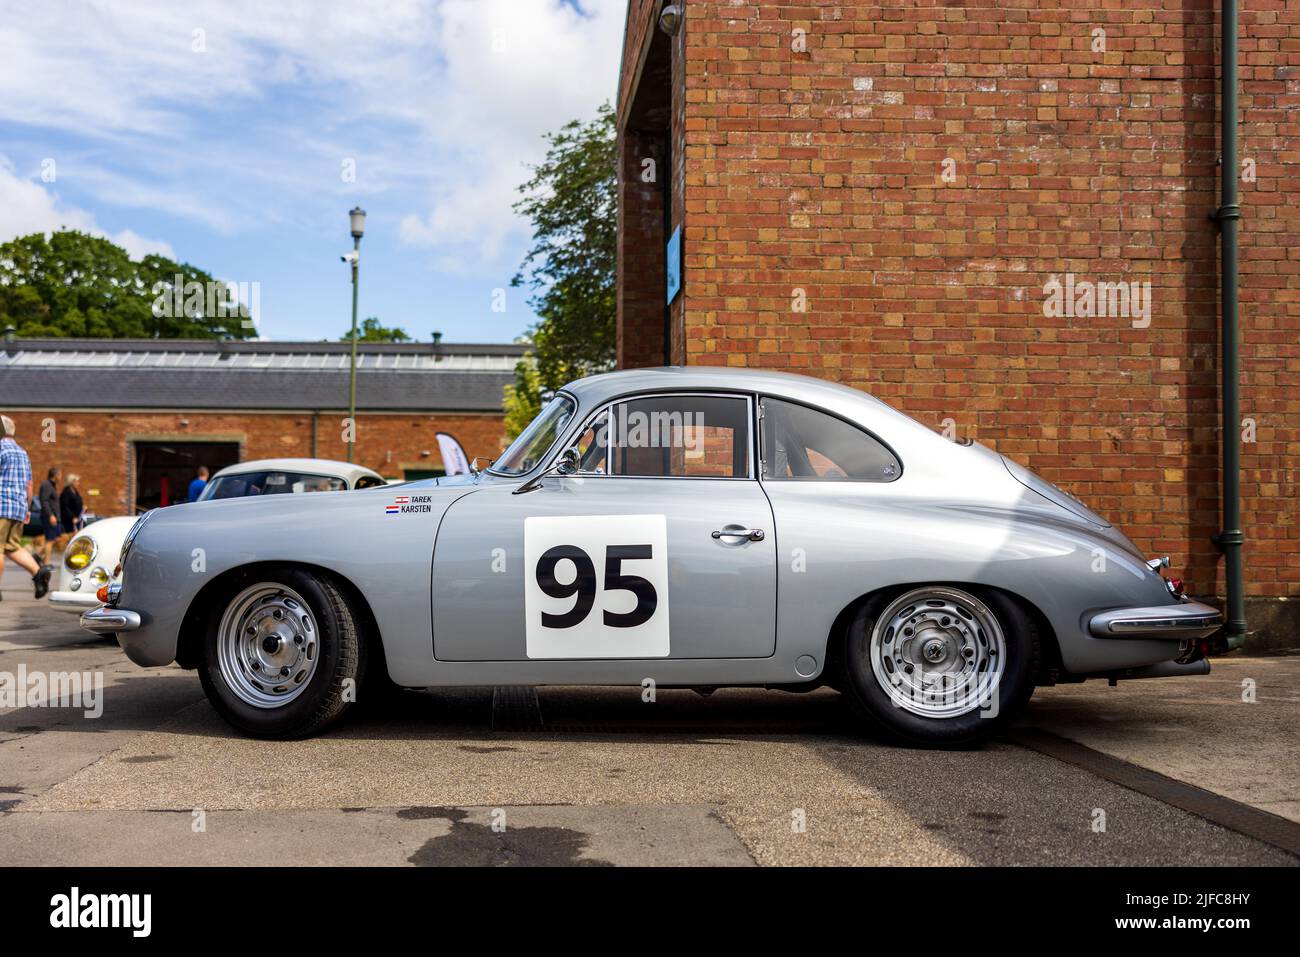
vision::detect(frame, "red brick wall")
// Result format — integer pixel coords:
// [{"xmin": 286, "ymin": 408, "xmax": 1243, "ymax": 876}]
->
[
  {"xmin": 618, "ymin": 128, "xmax": 669, "ymax": 368},
  {"xmin": 6, "ymin": 410, "xmax": 507, "ymax": 515},
  {"xmin": 619, "ymin": 0, "xmax": 1300, "ymax": 601}
]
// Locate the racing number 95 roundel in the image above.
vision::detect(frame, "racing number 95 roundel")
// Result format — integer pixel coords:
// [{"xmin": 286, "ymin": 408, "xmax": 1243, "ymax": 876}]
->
[{"xmin": 523, "ymin": 514, "xmax": 670, "ymax": 659}]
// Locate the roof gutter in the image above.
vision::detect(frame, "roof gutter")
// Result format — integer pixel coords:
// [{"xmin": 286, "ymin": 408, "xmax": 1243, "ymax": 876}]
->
[{"xmin": 1212, "ymin": 0, "xmax": 1246, "ymax": 650}]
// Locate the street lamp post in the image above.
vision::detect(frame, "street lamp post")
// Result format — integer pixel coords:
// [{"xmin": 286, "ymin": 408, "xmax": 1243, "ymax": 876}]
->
[{"xmin": 346, "ymin": 206, "xmax": 366, "ymax": 463}]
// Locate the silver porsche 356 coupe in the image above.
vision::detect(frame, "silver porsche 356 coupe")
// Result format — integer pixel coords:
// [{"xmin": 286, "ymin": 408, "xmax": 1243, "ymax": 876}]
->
[{"xmin": 83, "ymin": 367, "xmax": 1222, "ymax": 745}]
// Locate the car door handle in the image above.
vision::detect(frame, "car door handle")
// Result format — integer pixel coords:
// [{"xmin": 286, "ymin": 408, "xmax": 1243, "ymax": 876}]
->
[{"xmin": 712, "ymin": 526, "xmax": 765, "ymax": 542}]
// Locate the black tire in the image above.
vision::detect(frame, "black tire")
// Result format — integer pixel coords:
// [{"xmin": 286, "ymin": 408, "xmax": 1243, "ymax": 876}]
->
[
  {"xmin": 198, "ymin": 566, "xmax": 366, "ymax": 739},
  {"xmin": 840, "ymin": 585, "xmax": 1039, "ymax": 747}
]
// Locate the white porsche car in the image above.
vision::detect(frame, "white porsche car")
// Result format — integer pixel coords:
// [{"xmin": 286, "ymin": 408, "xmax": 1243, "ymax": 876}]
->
[{"xmin": 49, "ymin": 458, "xmax": 385, "ymax": 614}]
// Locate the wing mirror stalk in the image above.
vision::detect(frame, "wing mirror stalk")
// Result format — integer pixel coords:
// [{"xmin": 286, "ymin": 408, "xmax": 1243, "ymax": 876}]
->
[{"xmin": 513, "ymin": 448, "xmax": 580, "ymax": 494}]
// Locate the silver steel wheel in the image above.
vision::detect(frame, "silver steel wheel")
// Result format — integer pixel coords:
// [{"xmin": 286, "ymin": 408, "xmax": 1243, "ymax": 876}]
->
[
  {"xmin": 869, "ymin": 586, "xmax": 1006, "ymax": 719},
  {"xmin": 216, "ymin": 583, "xmax": 320, "ymax": 709}
]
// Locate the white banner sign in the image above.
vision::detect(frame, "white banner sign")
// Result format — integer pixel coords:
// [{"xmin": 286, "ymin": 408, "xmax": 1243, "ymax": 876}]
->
[{"xmin": 435, "ymin": 432, "xmax": 471, "ymax": 476}]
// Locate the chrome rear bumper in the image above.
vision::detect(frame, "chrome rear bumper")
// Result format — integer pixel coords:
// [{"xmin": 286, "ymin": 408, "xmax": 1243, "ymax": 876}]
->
[
  {"xmin": 1088, "ymin": 601, "xmax": 1223, "ymax": 640},
  {"xmin": 80, "ymin": 606, "xmax": 142, "ymax": 635}
]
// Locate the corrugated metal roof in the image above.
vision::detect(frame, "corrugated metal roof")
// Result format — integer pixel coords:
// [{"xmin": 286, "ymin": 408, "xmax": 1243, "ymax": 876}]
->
[{"xmin": 0, "ymin": 339, "xmax": 525, "ymax": 412}]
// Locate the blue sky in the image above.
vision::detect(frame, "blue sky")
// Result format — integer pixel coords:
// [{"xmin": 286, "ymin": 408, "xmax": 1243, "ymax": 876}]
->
[{"xmin": 0, "ymin": 0, "xmax": 623, "ymax": 344}]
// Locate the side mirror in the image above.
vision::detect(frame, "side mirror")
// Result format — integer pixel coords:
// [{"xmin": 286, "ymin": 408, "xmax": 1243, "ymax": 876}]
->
[
  {"xmin": 556, "ymin": 447, "xmax": 580, "ymax": 475},
  {"xmin": 513, "ymin": 447, "xmax": 581, "ymax": 494}
]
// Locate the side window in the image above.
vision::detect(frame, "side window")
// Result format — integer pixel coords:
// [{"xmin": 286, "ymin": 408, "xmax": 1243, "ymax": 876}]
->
[
  {"xmin": 353, "ymin": 475, "xmax": 386, "ymax": 489},
  {"xmin": 596, "ymin": 394, "xmax": 751, "ymax": 478},
  {"xmin": 760, "ymin": 398, "xmax": 900, "ymax": 482}
]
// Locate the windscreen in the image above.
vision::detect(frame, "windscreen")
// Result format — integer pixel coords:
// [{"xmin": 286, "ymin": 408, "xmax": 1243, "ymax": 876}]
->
[{"xmin": 199, "ymin": 471, "xmax": 347, "ymax": 500}]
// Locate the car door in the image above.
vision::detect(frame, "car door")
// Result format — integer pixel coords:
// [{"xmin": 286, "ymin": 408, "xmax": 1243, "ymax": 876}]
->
[{"xmin": 432, "ymin": 392, "xmax": 776, "ymax": 661}]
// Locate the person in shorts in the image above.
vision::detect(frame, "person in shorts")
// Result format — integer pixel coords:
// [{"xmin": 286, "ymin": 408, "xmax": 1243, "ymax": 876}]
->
[{"xmin": 0, "ymin": 415, "xmax": 54, "ymax": 600}]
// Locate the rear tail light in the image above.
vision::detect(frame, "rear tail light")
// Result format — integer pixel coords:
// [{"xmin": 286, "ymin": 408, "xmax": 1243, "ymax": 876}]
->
[{"xmin": 1150, "ymin": 556, "xmax": 1185, "ymax": 598}]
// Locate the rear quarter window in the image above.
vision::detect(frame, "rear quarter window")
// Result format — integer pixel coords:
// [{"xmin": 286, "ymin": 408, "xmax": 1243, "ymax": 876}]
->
[{"xmin": 760, "ymin": 398, "xmax": 900, "ymax": 482}]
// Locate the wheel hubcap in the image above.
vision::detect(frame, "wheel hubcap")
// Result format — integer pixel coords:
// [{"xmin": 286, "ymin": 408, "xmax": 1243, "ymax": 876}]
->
[
  {"xmin": 868, "ymin": 586, "xmax": 1006, "ymax": 719},
  {"xmin": 217, "ymin": 583, "xmax": 319, "ymax": 709},
  {"xmin": 921, "ymin": 637, "xmax": 947, "ymax": 663}
]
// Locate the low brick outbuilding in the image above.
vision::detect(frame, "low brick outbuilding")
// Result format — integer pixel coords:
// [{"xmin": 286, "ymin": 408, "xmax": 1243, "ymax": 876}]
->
[{"xmin": 0, "ymin": 337, "xmax": 522, "ymax": 514}]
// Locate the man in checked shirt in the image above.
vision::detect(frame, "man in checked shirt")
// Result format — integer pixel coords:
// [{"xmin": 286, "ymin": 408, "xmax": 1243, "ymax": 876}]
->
[{"xmin": 0, "ymin": 415, "xmax": 54, "ymax": 601}]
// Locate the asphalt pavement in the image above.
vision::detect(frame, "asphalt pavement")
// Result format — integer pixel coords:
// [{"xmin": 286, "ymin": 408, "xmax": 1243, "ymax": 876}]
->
[{"xmin": 1, "ymin": 562, "xmax": 1296, "ymax": 866}]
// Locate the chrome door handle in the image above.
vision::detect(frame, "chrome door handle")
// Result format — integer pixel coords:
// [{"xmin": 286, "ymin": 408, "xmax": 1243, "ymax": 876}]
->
[{"xmin": 712, "ymin": 527, "xmax": 765, "ymax": 542}]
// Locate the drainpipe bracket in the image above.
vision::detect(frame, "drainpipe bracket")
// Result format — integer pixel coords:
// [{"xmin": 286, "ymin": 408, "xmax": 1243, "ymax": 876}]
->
[
  {"xmin": 1211, "ymin": 529, "xmax": 1245, "ymax": 550},
  {"xmin": 1210, "ymin": 203, "xmax": 1242, "ymax": 229}
]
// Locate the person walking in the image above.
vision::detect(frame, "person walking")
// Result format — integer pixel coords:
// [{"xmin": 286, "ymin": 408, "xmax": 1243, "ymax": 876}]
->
[
  {"xmin": 0, "ymin": 415, "xmax": 53, "ymax": 600},
  {"xmin": 60, "ymin": 473, "xmax": 85, "ymax": 536},
  {"xmin": 36, "ymin": 466, "xmax": 60, "ymax": 563},
  {"xmin": 187, "ymin": 465, "xmax": 209, "ymax": 503}
]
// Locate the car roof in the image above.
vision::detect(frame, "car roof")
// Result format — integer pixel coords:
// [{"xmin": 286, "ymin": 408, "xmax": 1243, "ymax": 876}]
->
[
  {"xmin": 552, "ymin": 366, "xmax": 1011, "ymax": 491},
  {"xmin": 566, "ymin": 365, "xmax": 887, "ymax": 406},
  {"xmin": 561, "ymin": 365, "xmax": 934, "ymax": 441},
  {"xmin": 209, "ymin": 458, "xmax": 383, "ymax": 483}
]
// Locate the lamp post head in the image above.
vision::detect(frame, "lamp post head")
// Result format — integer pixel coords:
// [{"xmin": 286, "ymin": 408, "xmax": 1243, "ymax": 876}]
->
[
  {"xmin": 349, "ymin": 206, "xmax": 367, "ymax": 240},
  {"xmin": 658, "ymin": 4, "xmax": 683, "ymax": 35}
]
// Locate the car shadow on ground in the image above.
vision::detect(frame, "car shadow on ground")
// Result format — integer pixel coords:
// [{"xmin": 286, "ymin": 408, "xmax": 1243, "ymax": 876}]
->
[
  {"xmin": 125, "ymin": 680, "xmax": 1183, "ymax": 747},
  {"xmin": 0, "ymin": 666, "xmax": 205, "ymax": 739}
]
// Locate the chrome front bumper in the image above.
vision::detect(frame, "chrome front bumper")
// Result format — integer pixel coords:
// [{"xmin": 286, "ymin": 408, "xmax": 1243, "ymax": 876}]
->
[
  {"xmin": 80, "ymin": 605, "xmax": 142, "ymax": 635},
  {"xmin": 48, "ymin": 590, "xmax": 101, "ymax": 613},
  {"xmin": 1088, "ymin": 601, "xmax": 1223, "ymax": 640}
]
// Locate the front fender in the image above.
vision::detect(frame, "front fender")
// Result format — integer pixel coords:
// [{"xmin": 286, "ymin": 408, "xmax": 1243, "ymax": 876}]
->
[{"xmin": 116, "ymin": 482, "xmax": 471, "ymax": 675}]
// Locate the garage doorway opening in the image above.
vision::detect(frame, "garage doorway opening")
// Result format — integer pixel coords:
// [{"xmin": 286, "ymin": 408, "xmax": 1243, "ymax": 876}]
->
[{"xmin": 134, "ymin": 441, "xmax": 240, "ymax": 511}]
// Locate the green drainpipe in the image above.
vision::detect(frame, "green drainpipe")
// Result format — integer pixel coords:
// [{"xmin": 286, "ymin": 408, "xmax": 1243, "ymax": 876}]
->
[{"xmin": 1213, "ymin": 0, "xmax": 1246, "ymax": 650}]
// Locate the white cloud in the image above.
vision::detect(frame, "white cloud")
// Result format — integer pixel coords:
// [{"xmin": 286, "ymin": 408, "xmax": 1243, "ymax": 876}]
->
[
  {"xmin": 0, "ymin": 1, "xmax": 622, "ymax": 274},
  {"xmin": 0, "ymin": 157, "xmax": 175, "ymax": 259},
  {"xmin": 110, "ymin": 229, "xmax": 177, "ymax": 261},
  {"xmin": 398, "ymin": 0, "xmax": 624, "ymax": 260}
]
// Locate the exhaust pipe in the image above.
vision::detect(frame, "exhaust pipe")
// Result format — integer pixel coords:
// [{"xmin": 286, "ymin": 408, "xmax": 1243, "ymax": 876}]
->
[{"xmin": 1105, "ymin": 659, "xmax": 1212, "ymax": 684}]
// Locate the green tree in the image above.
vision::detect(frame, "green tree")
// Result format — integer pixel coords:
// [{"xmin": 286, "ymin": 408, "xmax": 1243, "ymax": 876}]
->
[
  {"xmin": 0, "ymin": 230, "xmax": 255, "ymax": 339},
  {"xmin": 507, "ymin": 102, "xmax": 616, "ymax": 434},
  {"xmin": 339, "ymin": 316, "xmax": 411, "ymax": 342},
  {"xmin": 502, "ymin": 353, "xmax": 544, "ymax": 438}
]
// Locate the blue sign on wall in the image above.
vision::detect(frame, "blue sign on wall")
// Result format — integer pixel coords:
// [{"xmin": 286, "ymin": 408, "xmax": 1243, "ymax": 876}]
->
[{"xmin": 666, "ymin": 225, "xmax": 681, "ymax": 304}]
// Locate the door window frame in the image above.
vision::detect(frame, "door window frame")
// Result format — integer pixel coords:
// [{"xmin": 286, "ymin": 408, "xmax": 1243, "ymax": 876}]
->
[{"xmin": 550, "ymin": 391, "xmax": 759, "ymax": 482}]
